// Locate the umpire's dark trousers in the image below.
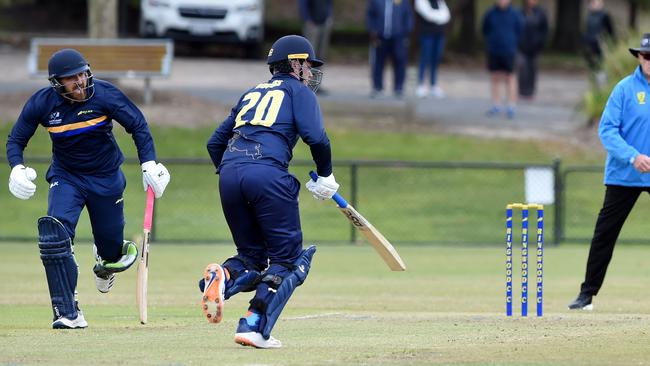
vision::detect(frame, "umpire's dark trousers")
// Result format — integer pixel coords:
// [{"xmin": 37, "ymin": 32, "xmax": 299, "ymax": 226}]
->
[{"xmin": 581, "ymin": 185, "xmax": 650, "ymax": 295}]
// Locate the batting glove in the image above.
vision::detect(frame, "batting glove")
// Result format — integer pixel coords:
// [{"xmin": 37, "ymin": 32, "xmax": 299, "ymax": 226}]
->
[
  {"xmin": 142, "ymin": 161, "xmax": 170, "ymax": 198},
  {"xmin": 306, "ymin": 173, "xmax": 339, "ymax": 200},
  {"xmin": 9, "ymin": 164, "xmax": 37, "ymax": 200}
]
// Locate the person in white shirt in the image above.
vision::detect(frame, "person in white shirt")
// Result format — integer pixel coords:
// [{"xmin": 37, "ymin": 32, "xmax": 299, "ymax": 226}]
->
[{"xmin": 414, "ymin": 0, "xmax": 450, "ymax": 98}]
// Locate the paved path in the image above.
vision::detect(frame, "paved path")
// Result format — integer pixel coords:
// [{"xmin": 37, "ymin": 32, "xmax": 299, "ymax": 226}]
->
[{"xmin": 0, "ymin": 48, "xmax": 589, "ymax": 138}]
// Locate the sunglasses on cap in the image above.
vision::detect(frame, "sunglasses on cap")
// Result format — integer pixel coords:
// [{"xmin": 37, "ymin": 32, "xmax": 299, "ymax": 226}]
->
[{"xmin": 640, "ymin": 53, "xmax": 650, "ymax": 61}]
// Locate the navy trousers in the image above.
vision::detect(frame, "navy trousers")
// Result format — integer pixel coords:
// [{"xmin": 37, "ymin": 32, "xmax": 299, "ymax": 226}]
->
[
  {"xmin": 218, "ymin": 163, "xmax": 303, "ymax": 270},
  {"xmin": 46, "ymin": 169, "xmax": 126, "ymax": 262},
  {"xmin": 370, "ymin": 36, "xmax": 408, "ymax": 93},
  {"xmin": 417, "ymin": 32, "xmax": 446, "ymax": 86}
]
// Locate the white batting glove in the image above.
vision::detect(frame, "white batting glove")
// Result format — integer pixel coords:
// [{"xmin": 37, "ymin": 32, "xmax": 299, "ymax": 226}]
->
[
  {"xmin": 8, "ymin": 164, "xmax": 37, "ymax": 200},
  {"xmin": 306, "ymin": 173, "xmax": 339, "ymax": 200},
  {"xmin": 142, "ymin": 161, "xmax": 170, "ymax": 198}
]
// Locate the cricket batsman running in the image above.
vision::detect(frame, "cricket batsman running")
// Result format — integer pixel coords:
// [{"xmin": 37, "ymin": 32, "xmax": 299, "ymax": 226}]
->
[
  {"xmin": 6, "ymin": 48, "xmax": 170, "ymax": 329},
  {"xmin": 201, "ymin": 35, "xmax": 339, "ymax": 348}
]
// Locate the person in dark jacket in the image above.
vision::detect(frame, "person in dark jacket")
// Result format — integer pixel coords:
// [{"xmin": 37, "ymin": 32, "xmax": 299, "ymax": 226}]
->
[
  {"xmin": 583, "ymin": 0, "xmax": 615, "ymax": 86},
  {"xmin": 482, "ymin": 0, "xmax": 523, "ymax": 119},
  {"xmin": 517, "ymin": 0, "xmax": 548, "ymax": 99},
  {"xmin": 299, "ymin": 0, "xmax": 333, "ymax": 62},
  {"xmin": 414, "ymin": 0, "xmax": 450, "ymax": 99},
  {"xmin": 367, "ymin": 0, "xmax": 414, "ymax": 98},
  {"xmin": 300, "ymin": 0, "xmax": 333, "ymax": 94}
]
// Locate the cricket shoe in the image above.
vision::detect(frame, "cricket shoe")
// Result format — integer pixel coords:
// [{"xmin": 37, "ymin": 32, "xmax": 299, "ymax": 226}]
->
[
  {"xmin": 93, "ymin": 244, "xmax": 115, "ymax": 293},
  {"xmin": 234, "ymin": 318, "xmax": 282, "ymax": 349},
  {"xmin": 94, "ymin": 271, "xmax": 115, "ymax": 294},
  {"xmin": 52, "ymin": 305, "xmax": 88, "ymax": 329},
  {"xmin": 201, "ymin": 263, "xmax": 226, "ymax": 323},
  {"xmin": 568, "ymin": 292, "xmax": 593, "ymax": 310}
]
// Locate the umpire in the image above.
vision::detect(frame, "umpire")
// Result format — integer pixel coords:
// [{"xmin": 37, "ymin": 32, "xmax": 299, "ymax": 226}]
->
[{"xmin": 569, "ymin": 33, "xmax": 650, "ymax": 310}]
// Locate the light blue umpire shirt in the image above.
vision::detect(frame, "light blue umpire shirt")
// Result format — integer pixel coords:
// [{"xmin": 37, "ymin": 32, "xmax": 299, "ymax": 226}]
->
[{"xmin": 599, "ymin": 66, "xmax": 650, "ymax": 186}]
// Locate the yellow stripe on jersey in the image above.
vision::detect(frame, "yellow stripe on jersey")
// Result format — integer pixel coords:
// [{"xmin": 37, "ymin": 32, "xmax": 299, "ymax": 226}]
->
[{"xmin": 47, "ymin": 115, "xmax": 108, "ymax": 133}]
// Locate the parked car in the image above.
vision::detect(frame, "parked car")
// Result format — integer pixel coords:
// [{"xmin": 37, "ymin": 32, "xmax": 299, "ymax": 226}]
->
[{"xmin": 140, "ymin": 0, "xmax": 264, "ymax": 57}]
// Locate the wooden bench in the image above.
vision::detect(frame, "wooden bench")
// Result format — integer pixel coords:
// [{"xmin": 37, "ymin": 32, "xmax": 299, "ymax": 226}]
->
[{"xmin": 28, "ymin": 38, "xmax": 174, "ymax": 104}]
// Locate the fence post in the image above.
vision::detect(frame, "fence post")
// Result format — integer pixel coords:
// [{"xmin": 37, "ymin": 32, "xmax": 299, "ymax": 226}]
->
[
  {"xmin": 350, "ymin": 163, "xmax": 358, "ymax": 244},
  {"xmin": 553, "ymin": 158, "xmax": 563, "ymax": 245}
]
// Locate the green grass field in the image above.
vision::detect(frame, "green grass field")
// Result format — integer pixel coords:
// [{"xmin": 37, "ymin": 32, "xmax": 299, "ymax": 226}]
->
[
  {"xmin": 2, "ymin": 120, "xmax": 650, "ymax": 364},
  {"xmin": 1, "ymin": 242, "xmax": 649, "ymax": 365}
]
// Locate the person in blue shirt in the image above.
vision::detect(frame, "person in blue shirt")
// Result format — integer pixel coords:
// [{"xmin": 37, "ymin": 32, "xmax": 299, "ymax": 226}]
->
[
  {"xmin": 482, "ymin": 0, "xmax": 523, "ymax": 118},
  {"xmin": 568, "ymin": 33, "xmax": 650, "ymax": 311},
  {"xmin": 201, "ymin": 35, "xmax": 339, "ymax": 349},
  {"xmin": 367, "ymin": 0, "xmax": 414, "ymax": 98},
  {"xmin": 6, "ymin": 49, "xmax": 170, "ymax": 329}
]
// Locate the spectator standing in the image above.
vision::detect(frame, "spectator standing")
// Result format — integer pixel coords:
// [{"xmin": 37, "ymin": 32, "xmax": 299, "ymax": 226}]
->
[
  {"xmin": 300, "ymin": 0, "xmax": 333, "ymax": 94},
  {"xmin": 517, "ymin": 0, "xmax": 548, "ymax": 99},
  {"xmin": 414, "ymin": 0, "xmax": 450, "ymax": 99},
  {"xmin": 568, "ymin": 34, "xmax": 650, "ymax": 311},
  {"xmin": 482, "ymin": 0, "xmax": 523, "ymax": 119},
  {"xmin": 367, "ymin": 0, "xmax": 414, "ymax": 98},
  {"xmin": 583, "ymin": 0, "xmax": 615, "ymax": 86}
]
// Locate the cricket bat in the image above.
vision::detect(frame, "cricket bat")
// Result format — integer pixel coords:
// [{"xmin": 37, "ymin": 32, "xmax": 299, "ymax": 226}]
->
[
  {"xmin": 136, "ymin": 187, "xmax": 155, "ymax": 324},
  {"xmin": 309, "ymin": 172, "xmax": 406, "ymax": 271}
]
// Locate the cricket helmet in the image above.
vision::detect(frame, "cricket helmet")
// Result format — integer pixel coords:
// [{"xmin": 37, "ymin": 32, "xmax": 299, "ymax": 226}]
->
[
  {"xmin": 47, "ymin": 48, "xmax": 95, "ymax": 102},
  {"xmin": 267, "ymin": 35, "xmax": 323, "ymax": 67},
  {"xmin": 267, "ymin": 35, "xmax": 323, "ymax": 92}
]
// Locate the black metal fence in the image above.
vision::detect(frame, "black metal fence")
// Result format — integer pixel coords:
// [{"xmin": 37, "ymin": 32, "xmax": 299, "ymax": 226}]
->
[{"xmin": 3, "ymin": 157, "xmax": 650, "ymax": 245}]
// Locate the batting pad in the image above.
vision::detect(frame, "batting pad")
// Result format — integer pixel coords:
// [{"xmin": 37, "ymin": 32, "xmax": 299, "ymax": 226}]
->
[
  {"xmin": 260, "ymin": 245, "xmax": 316, "ymax": 339},
  {"xmin": 38, "ymin": 216, "xmax": 79, "ymax": 320}
]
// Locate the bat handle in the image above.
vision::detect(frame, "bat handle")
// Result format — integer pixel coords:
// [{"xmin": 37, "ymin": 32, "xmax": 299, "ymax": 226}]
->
[
  {"xmin": 144, "ymin": 186, "xmax": 155, "ymax": 231},
  {"xmin": 308, "ymin": 170, "xmax": 348, "ymax": 208}
]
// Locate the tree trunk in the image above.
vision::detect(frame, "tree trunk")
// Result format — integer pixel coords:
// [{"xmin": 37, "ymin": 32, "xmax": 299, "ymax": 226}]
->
[
  {"xmin": 455, "ymin": 0, "xmax": 476, "ymax": 54},
  {"xmin": 552, "ymin": 0, "xmax": 582, "ymax": 51},
  {"xmin": 88, "ymin": 0, "xmax": 118, "ymax": 38},
  {"xmin": 628, "ymin": 0, "xmax": 638, "ymax": 30}
]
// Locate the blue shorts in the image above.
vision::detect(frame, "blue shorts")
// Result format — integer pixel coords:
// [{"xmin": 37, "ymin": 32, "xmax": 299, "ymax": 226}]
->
[{"xmin": 487, "ymin": 53, "xmax": 515, "ymax": 73}]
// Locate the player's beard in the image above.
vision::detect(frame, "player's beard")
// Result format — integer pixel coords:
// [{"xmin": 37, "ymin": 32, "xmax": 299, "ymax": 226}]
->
[{"xmin": 66, "ymin": 81, "xmax": 87, "ymax": 101}]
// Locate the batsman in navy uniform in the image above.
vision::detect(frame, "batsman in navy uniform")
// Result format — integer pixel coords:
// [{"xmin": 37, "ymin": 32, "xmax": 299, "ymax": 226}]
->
[
  {"xmin": 200, "ymin": 35, "xmax": 339, "ymax": 348},
  {"xmin": 6, "ymin": 49, "xmax": 170, "ymax": 329}
]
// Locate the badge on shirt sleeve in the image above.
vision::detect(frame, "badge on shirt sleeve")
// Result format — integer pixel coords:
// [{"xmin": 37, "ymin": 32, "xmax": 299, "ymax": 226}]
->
[{"xmin": 637, "ymin": 91, "xmax": 646, "ymax": 105}]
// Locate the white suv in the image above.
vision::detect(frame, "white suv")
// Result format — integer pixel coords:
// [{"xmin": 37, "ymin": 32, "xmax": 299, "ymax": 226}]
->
[{"xmin": 140, "ymin": 0, "xmax": 264, "ymax": 56}]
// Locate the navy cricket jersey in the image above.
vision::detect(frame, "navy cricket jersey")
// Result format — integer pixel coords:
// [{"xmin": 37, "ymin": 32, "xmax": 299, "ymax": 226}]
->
[
  {"xmin": 6, "ymin": 79, "xmax": 156, "ymax": 175},
  {"xmin": 207, "ymin": 74, "xmax": 332, "ymax": 176}
]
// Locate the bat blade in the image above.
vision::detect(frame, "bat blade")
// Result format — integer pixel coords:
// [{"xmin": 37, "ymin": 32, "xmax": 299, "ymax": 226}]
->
[
  {"xmin": 136, "ymin": 187, "xmax": 155, "ymax": 324},
  {"xmin": 339, "ymin": 205, "xmax": 406, "ymax": 271},
  {"xmin": 136, "ymin": 230, "xmax": 150, "ymax": 324},
  {"xmin": 308, "ymin": 171, "xmax": 405, "ymax": 271}
]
